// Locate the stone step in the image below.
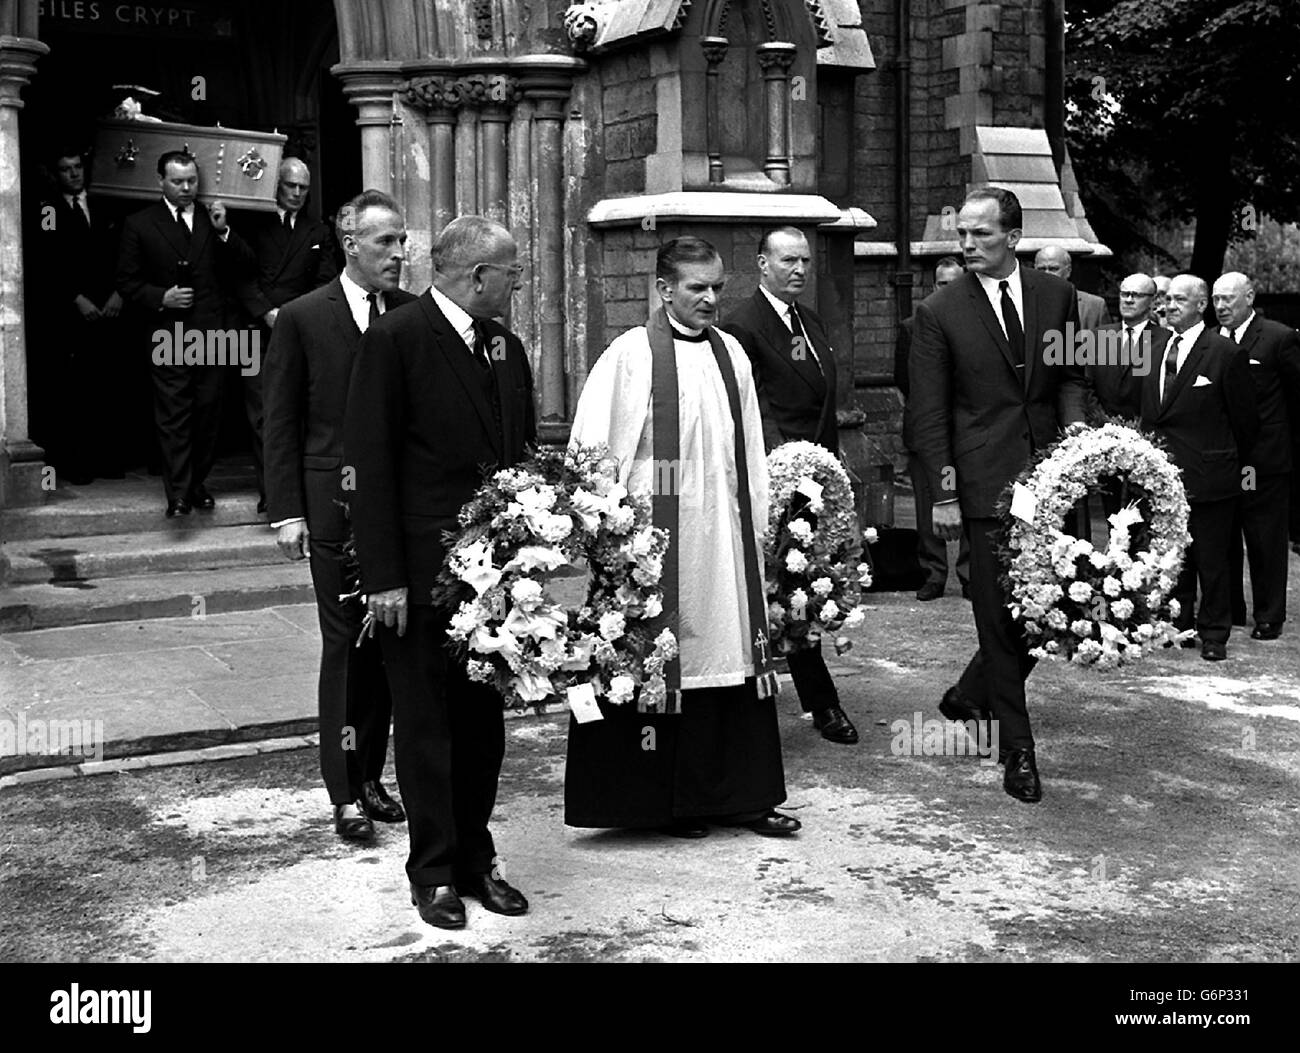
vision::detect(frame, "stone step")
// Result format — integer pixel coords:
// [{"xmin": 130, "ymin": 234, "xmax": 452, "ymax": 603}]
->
[
  {"xmin": 2, "ymin": 523, "xmax": 285, "ymax": 586},
  {"xmin": 0, "ymin": 562, "xmax": 315, "ymax": 633}
]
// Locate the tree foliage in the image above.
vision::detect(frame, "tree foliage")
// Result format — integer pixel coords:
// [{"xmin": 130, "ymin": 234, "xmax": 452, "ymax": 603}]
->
[{"xmin": 1066, "ymin": 0, "xmax": 1300, "ymax": 281}]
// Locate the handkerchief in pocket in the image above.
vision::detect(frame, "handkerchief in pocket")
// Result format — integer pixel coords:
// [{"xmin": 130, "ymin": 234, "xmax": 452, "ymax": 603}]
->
[{"xmin": 1193, "ymin": 375, "xmax": 1212, "ymax": 387}]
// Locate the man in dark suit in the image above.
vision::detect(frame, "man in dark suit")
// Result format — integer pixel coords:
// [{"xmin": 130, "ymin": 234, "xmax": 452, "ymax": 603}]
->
[
  {"xmin": 263, "ymin": 189, "xmax": 413, "ymax": 844},
  {"xmin": 720, "ymin": 226, "xmax": 857, "ymax": 747},
  {"xmin": 1141, "ymin": 274, "xmax": 1258, "ymax": 661},
  {"xmin": 910, "ymin": 188, "xmax": 1088, "ymax": 803},
  {"xmin": 1034, "ymin": 245, "xmax": 1111, "ymax": 329},
  {"xmin": 32, "ymin": 149, "xmax": 129, "ymax": 484},
  {"xmin": 1212, "ymin": 271, "xmax": 1300, "ymax": 641},
  {"xmin": 116, "ymin": 150, "xmax": 254, "ymax": 517},
  {"xmin": 345, "ymin": 216, "xmax": 536, "ymax": 931},
  {"xmin": 1086, "ymin": 273, "xmax": 1172, "ymax": 515},
  {"xmin": 237, "ymin": 158, "xmax": 338, "ymax": 513},
  {"xmin": 896, "ymin": 257, "xmax": 971, "ymax": 601}
]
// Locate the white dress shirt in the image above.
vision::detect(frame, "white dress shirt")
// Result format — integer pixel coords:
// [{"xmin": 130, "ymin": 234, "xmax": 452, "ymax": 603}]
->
[
  {"xmin": 428, "ymin": 284, "xmax": 478, "ymax": 355},
  {"xmin": 340, "ymin": 268, "xmax": 386, "ymax": 334},
  {"xmin": 64, "ymin": 191, "xmax": 90, "ymax": 225},
  {"xmin": 164, "ymin": 197, "xmax": 229, "ymax": 241},
  {"xmin": 758, "ymin": 284, "xmax": 822, "ymax": 367},
  {"xmin": 1159, "ymin": 321, "xmax": 1204, "ymax": 401},
  {"xmin": 1221, "ymin": 311, "xmax": 1255, "ymax": 344},
  {"xmin": 975, "ymin": 262, "xmax": 1025, "ymax": 341}
]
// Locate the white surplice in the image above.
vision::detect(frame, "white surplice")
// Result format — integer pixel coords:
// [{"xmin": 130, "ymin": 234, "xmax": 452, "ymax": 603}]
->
[{"xmin": 569, "ymin": 317, "xmax": 769, "ymax": 690}]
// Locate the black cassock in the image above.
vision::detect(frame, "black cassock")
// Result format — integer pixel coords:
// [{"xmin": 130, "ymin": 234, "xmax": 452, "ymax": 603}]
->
[{"xmin": 564, "ymin": 680, "xmax": 787, "ymax": 828}]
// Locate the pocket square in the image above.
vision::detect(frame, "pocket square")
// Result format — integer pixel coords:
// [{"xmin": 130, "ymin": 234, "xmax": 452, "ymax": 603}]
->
[
  {"xmin": 1193, "ymin": 375, "xmax": 1212, "ymax": 387},
  {"xmin": 1249, "ymin": 358, "xmax": 1262, "ymax": 365},
  {"xmin": 310, "ymin": 243, "xmax": 321, "ymax": 250}
]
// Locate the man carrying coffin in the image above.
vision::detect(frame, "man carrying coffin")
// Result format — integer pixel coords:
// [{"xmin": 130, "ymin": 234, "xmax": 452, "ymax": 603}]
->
[{"xmin": 564, "ymin": 236, "xmax": 800, "ymax": 839}]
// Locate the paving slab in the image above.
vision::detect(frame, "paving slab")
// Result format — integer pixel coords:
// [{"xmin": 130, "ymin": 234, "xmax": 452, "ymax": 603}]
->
[
  {"xmin": 189, "ymin": 672, "xmax": 316, "ymax": 729},
  {"xmin": 0, "ymin": 647, "xmax": 237, "ymax": 704},
  {"xmin": 196, "ymin": 635, "xmax": 319, "ymax": 682}
]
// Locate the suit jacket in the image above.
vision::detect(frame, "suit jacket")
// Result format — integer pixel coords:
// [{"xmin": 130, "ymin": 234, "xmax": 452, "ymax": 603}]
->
[
  {"xmin": 116, "ymin": 200, "xmax": 253, "ymax": 331},
  {"xmin": 1229, "ymin": 314, "xmax": 1300, "ymax": 475},
  {"xmin": 721, "ymin": 290, "xmax": 838, "ymax": 452},
  {"xmin": 1085, "ymin": 321, "xmax": 1171, "ymax": 423},
  {"xmin": 909, "ymin": 268, "xmax": 1088, "ymax": 518},
  {"xmin": 40, "ymin": 195, "xmax": 122, "ymax": 308},
  {"xmin": 896, "ymin": 316, "xmax": 916, "ymax": 450},
  {"xmin": 1077, "ymin": 289, "xmax": 1111, "ymax": 330},
  {"xmin": 236, "ymin": 210, "xmax": 338, "ymax": 321},
  {"xmin": 262, "ymin": 277, "xmax": 417, "ymax": 537},
  {"xmin": 1139, "ymin": 327, "xmax": 1258, "ymax": 503},
  {"xmin": 344, "ymin": 292, "xmax": 537, "ymax": 603}
]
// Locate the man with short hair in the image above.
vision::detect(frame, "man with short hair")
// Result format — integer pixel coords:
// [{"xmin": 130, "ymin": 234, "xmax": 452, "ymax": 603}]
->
[
  {"xmin": 116, "ymin": 150, "xmax": 254, "ymax": 517},
  {"xmin": 720, "ymin": 225, "xmax": 857, "ymax": 746},
  {"xmin": 264, "ymin": 189, "xmax": 414, "ymax": 845},
  {"xmin": 1140, "ymin": 274, "xmax": 1257, "ymax": 661},
  {"xmin": 1087, "ymin": 273, "xmax": 1170, "ymax": 423},
  {"xmin": 236, "ymin": 158, "xmax": 339, "ymax": 513},
  {"xmin": 1152, "ymin": 275, "xmax": 1172, "ymax": 328},
  {"xmin": 897, "ymin": 256, "xmax": 971, "ymax": 602},
  {"xmin": 565, "ymin": 235, "xmax": 799, "ymax": 839},
  {"xmin": 1212, "ymin": 271, "xmax": 1300, "ymax": 641},
  {"xmin": 910, "ymin": 188, "xmax": 1088, "ymax": 803},
  {"xmin": 1034, "ymin": 245, "xmax": 1111, "ymax": 330},
  {"xmin": 345, "ymin": 216, "xmax": 536, "ymax": 931}
]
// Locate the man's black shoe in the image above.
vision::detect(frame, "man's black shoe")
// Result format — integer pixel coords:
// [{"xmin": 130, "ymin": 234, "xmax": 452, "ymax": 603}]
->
[
  {"xmin": 455, "ymin": 873, "xmax": 529, "ymax": 916},
  {"xmin": 359, "ymin": 780, "xmax": 406, "ymax": 822},
  {"xmin": 1202, "ymin": 640, "xmax": 1227, "ymax": 661},
  {"xmin": 939, "ymin": 685, "xmax": 988, "ymax": 723},
  {"xmin": 165, "ymin": 498, "xmax": 192, "ymax": 518},
  {"xmin": 187, "ymin": 484, "xmax": 216, "ymax": 510},
  {"xmin": 1251, "ymin": 622, "xmax": 1282, "ymax": 641},
  {"xmin": 411, "ymin": 883, "xmax": 466, "ymax": 929},
  {"xmin": 915, "ymin": 581, "xmax": 945, "ymax": 601},
  {"xmin": 812, "ymin": 705, "xmax": 859, "ymax": 744},
  {"xmin": 661, "ymin": 820, "xmax": 709, "ymax": 838},
  {"xmin": 332, "ymin": 801, "xmax": 375, "ymax": 842},
  {"xmin": 1003, "ymin": 748, "xmax": 1042, "ymax": 803},
  {"xmin": 735, "ymin": 811, "xmax": 801, "ymax": 837}
]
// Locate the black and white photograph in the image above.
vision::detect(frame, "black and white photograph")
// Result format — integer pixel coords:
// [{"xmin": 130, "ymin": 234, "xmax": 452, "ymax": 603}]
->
[{"xmin": 0, "ymin": 0, "xmax": 1295, "ymax": 1007}]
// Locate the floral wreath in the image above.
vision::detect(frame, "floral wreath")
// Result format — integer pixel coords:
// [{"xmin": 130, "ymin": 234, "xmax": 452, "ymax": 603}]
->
[
  {"xmin": 764, "ymin": 440, "xmax": 873, "ymax": 655},
  {"xmin": 1003, "ymin": 420, "xmax": 1191, "ymax": 667},
  {"xmin": 430, "ymin": 444, "xmax": 678, "ymax": 710}
]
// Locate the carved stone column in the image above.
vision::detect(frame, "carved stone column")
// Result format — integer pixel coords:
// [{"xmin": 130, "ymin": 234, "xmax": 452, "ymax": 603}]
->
[
  {"xmin": 700, "ymin": 37, "xmax": 729, "ymax": 185},
  {"xmin": 333, "ymin": 65, "xmax": 403, "ymax": 192},
  {"xmin": 405, "ymin": 75, "xmax": 461, "ymax": 234},
  {"xmin": 0, "ymin": 36, "xmax": 49, "ymax": 509},
  {"xmin": 755, "ymin": 42, "xmax": 797, "ymax": 186},
  {"xmin": 478, "ymin": 74, "xmax": 520, "ymax": 225}
]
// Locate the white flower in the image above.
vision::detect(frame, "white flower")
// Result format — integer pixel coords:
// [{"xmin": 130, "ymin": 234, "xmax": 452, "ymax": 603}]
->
[
  {"xmin": 864, "ymin": 527, "xmax": 879, "ymax": 543},
  {"xmin": 569, "ymin": 487, "xmax": 607, "ymax": 533},
  {"xmin": 1111, "ymin": 598, "xmax": 1135, "ymax": 621},
  {"xmin": 842, "ymin": 607, "xmax": 865, "ymax": 629},
  {"xmin": 465, "ymin": 659, "xmax": 494, "ymax": 683},
  {"xmin": 452, "ymin": 538, "xmax": 502, "ymax": 596},
  {"xmin": 1168, "ymin": 598, "xmax": 1181, "ymax": 619},
  {"xmin": 1147, "ymin": 590, "xmax": 1163, "ymax": 608},
  {"xmin": 654, "ymin": 628, "xmax": 679, "ymax": 657},
  {"xmin": 607, "ymin": 674, "xmax": 637, "ymax": 706},
  {"xmin": 1071, "ymin": 618, "xmax": 1094, "ymax": 638},
  {"xmin": 1068, "ymin": 581, "xmax": 1093, "ymax": 603},
  {"xmin": 598, "ymin": 611, "xmax": 626, "ymax": 641},
  {"xmin": 503, "ymin": 545, "xmax": 568, "ymax": 574},
  {"xmin": 1045, "ymin": 609, "xmax": 1068, "ymax": 630},
  {"xmin": 513, "ymin": 669, "xmax": 554, "ymax": 703},
  {"xmin": 449, "ymin": 602, "xmax": 486, "ymax": 640},
  {"xmin": 516, "ymin": 485, "xmax": 557, "ymax": 515},
  {"xmin": 1089, "ymin": 551, "xmax": 1109, "ymax": 569},
  {"xmin": 607, "ymin": 506, "xmax": 635, "ymax": 534},
  {"xmin": 643, "ymin": 594, "xmax": 663, "ymax": 619},
  {"xmin": 810, "ymin": 577, "xmax": 834, "ymax": 597},
  {"xmin": 787, "ymin": 519, "xmax": 814, "ymax": 544},
  {"xmin": 510, "ymin": 578, "xmax": 544, "ymax": 611},
  {"xmin": 1102, "ymin": 576, "xmax": 1122, "ymax": 598},
  {"xmin": 818, "ymin": 599, "xmax": 841, "ymax": 622},
  {"xmin": 1121, "ymin": 567, "xmax": 1145, "ymax": 591},
  {"xmin": 768, "ymin": 601, "xmax": 786, "ymax": 620},
  {"xmin": 785, "ymin": 549, "xmax": 809, "ymax": 574},
  {"xmin": 630, "ymin": 527, "xmax": 656, "ymax": 558},
  {"xmin": 533, "ymin": 512, "xmax": 573, "ymax": 543}
]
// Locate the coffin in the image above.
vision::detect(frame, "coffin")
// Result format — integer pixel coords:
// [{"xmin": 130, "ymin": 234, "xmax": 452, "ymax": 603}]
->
[{"xmin": 91, "ymin": 119, "xmax": 287, "ymax": 212}]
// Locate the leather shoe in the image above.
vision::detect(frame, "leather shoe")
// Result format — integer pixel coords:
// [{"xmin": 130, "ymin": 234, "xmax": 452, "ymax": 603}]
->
[
  {"xmin": 660, "ymin": 819, "xmax": 709, "ymax": 838},
  {"xmin": 187, "ymin": 484, "xmax": 215, "ymax": 510},
  {"xmin": 456, "ymin": 872, "xmax": 529, "ymax": 916},
  {"xmin": 1202, "ymin": 640, "xmax": 1227, "ymax": 661},
  {"xmin": 332, "ymin": 801, "xmax": 374, "ymax": 842},
  {"xmin": 736, "ymin": 810, "xmax": 801, "ymax": 837},
  {"xmin": 1251, "ymin": 622, "xmax": 1282, "ymax": 641},
  {"xmin": 165, "ymin": 498, "xmax": 191, "ymax": 518},
  {"xmin": 915, "ymin": 581, "xmax": 945, "ymax": 601},
  {"xmin": 812, "ymin": 705, "xmax": 859, "ymax": 744},
  {"xmin": 1003, "ymin": 748, "xmax": 1042, "ymax": 803},
  {"xmin": 411, "ymin": 883, "xmax": 466, "ymax": 929},
  {"xmin": 359, "ymin": 780, "xmax": 406, "ymax": 823},
  {"xmin": 1179, "ymin": 635, "xmax": 1199, "ymax": 649},
  {"xmin": 938, "ymin": 685, "xmax": 989, "ymax": 723}
]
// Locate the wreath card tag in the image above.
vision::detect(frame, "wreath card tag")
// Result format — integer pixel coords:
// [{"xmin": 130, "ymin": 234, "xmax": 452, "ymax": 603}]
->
[
  {"xmin": 795, "ymin": 475, "xmax": 824, "ymax": 504},
  {"xmin": 1010, "ymin": 481, "xmax": 1038, "ymax": 523},
  {"xmin": 567, "ymin": 682, "xmax": 603, "ymax": 724}
]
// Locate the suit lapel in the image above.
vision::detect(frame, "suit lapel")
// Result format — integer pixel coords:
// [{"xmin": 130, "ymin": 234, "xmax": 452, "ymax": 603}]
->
[
  {"xmin": 1163, "ymin": 331, "xmax": 1209, "ymax": 412},
  {"xmin": 752, "ymin": 291, "xmax": 826, "ymax": 400},
  {"xmin": 964, "ymin": 273, "xmax": 1020, "ymax": 379},
  {"xmin": 1237, "ymin": 316, "xmax": 1262, "ymax": 358},
  {"xmin": 489, "ymin": 330, "xmax": 516, "ymax": 460},
  {"xmin": 417, "ymin": 293, "xmax": 503, "ymax": 459},
  {"xmin": 326, "ymin": 279, "xmax": 359, "ymax": 343},
  {"xmin": 273, "ymin": 216, "xmax": 311, "ymax": 282},
  {"xmin": 1021, "ymin": 268, "xmax": 1040, "ymax": 392},
  {"xmin": 152, "ymin": 204, "xmax": 191, "ymax": 260}
]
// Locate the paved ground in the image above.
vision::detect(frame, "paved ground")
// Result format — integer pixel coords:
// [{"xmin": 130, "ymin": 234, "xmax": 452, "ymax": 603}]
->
[{"xmin": 2, "ymin": 568, "xmax": 1298, "ymax": 963}]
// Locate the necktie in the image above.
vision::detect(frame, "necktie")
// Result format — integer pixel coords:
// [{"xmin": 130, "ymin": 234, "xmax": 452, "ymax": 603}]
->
[
  {"xmin": 365, "ymin": 293, "xmax": 380, "ymax": 331},
  {"xmin": 788, "ymin": 304, "xmax": 822, "ymax": 375},
  {"xmin": 1123, "ymin": 325, "xmax": 1134, "ymax": 359},
  {"xmin": 69, "ymin": 194, "xmax": 89, "ymax": 231},
  {"xmin": 282, "ymin": 211, "xmax": 293, "ymax": 232},
  {"xmin": 999, "ymin": 280, "xmax": 1024, "ymax": 366},
  {"xmin": 470, "ymin": 320, "xmax": 491, "ymax": 371},
  {"xmin": 175, "ymin": 206, "xmax": 190, "ymax": 240},
  {"xmin": 1161, "ymin": 336, "xmax": 1180, "ymax": 406}
]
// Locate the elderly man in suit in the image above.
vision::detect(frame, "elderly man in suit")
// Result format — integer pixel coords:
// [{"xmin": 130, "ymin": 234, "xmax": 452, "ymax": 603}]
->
[
  {"xmin": 1034, "ymin": 245, "xmax": 1110, "ymax": 330},
  {"xmin": 263, "ymin": 189, "xmax": 414, "ymax": 844},
  {"xmin": 116, "ymin": 150, "xmax": 254, "ymax": 517},
  {"xmin": 896, "ymin": 257, "xmax": 971, "ymax": 602},
  {"xmin": 720, "ymin": 226, "xmax": 857, "ymax": 746},
  {"xmin": 237, "ymin": 158, "xmax": 339, "ymax": 513},
  {"xmin": 1212, "ymin": 271, "xmax": 1300, "ymax": 641},
  {"xmin": 1141, "ymin": 274, "xmax": 1258, "ymax": 661},
  {"xmin": 910, "ymin": 187, "xmax": 1088, "ymax": 803},
  {"xmin": 345, "ymin": 216, "xmax": 536, "ymax": 931}
]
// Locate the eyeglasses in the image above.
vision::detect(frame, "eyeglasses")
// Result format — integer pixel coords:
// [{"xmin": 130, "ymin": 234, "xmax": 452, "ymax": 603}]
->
[
  {"xmin": 475, "ymin": 262, "xmax": 523, "ymax": 279},
  {"xmin": 1118, "ymin": 291, "xmax": 1153, "ymax": 299}
]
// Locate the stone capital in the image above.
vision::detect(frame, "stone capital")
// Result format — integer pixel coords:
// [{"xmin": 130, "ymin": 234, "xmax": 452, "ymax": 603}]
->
[
  {"xmin": 755, "ymin": 41, "xmax": 798, "ymax": 77},
  {"xmin": 0, "ymin": 37, "xmax": 49, "ymax": 108},
  {"xmin": 701, "ymin": 36, "xmax": 730, "ymax": 68}
]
